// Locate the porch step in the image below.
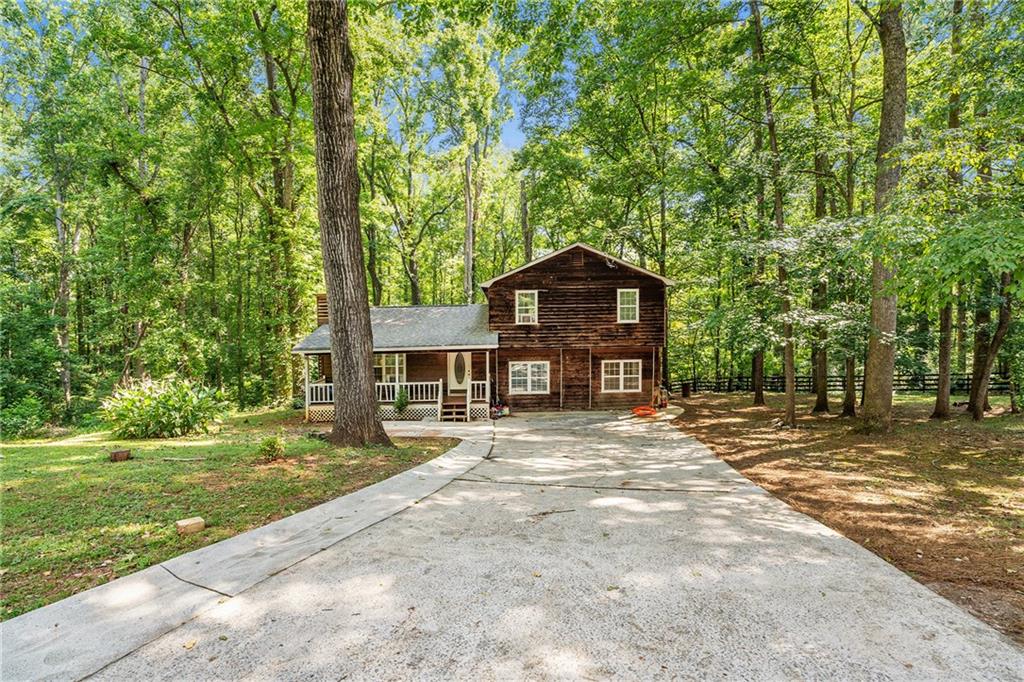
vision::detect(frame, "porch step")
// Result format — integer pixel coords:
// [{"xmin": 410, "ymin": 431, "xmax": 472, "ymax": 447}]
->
[{"xmin": 440, "ymin": 403, "xmax": 468, "ymax": 422}]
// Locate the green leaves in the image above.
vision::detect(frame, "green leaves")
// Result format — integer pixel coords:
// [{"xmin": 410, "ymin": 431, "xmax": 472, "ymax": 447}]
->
[{"xmin": 100, "ymin": 378, "xmax": 227, "ymax": 439}]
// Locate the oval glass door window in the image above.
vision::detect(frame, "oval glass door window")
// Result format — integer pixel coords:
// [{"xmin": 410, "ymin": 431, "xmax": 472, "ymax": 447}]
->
[{"xmin": 454, "ymin": 353, "xmax": 466, "ymax": 383}]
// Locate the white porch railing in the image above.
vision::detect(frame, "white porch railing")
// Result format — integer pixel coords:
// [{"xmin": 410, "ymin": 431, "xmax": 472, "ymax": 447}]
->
[
  {"xmin": 309, "ymin": 382, "xmax": 333, "ymax": 404},
  {"xmin": 470, "ymin": 381, "xmax": 488, "ymax": 402},
  {"xmin": 309, "ymin": 380, "xmax": 486, "ymax": 405},
  {"xmin": 375, "ymin": 381, "xmax": 442, "ymax": 403}
]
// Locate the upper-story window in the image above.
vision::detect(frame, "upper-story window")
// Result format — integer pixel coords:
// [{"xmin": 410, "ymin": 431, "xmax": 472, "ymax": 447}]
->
[
  {"xmin": 516, "ymin": 290, "xmax": 538, "ymax": 324},
  {"xmin": 617, "ymin": 288, "xmax": 639, "ymax": 323}
]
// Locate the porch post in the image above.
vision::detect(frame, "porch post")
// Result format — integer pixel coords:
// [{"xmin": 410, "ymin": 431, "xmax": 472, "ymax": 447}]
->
[
  {"xmin": 485, "ymin": 350, "xmax": 491, "ymax": 404},
  {"xmin": 303, "ymin": 354, "xmax": 309, "ymax": 422},
  {"xmin": 437, "ymin": 379, "xmax": 443, "ymax": 422}
]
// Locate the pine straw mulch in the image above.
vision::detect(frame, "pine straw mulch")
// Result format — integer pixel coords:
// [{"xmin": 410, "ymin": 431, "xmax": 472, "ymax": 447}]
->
[{"xmin": 672, "ymin": 392, "xmax": 1024, "ymax": 644}]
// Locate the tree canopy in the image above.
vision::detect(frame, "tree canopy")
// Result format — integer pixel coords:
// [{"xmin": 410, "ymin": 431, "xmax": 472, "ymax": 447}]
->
[{"xmin": 2, "ymin": 0, "xmax": 1022, "ymax": 435}]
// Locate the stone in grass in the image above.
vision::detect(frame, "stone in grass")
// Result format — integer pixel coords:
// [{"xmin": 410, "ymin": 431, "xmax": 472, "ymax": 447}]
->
[
  {"xmin": 176, "ymin": 517, "xmax": 205, "ymax": 535},
  {"xmin": 109, "ymin": 449, "xmax": 132, "ymax": 462}
]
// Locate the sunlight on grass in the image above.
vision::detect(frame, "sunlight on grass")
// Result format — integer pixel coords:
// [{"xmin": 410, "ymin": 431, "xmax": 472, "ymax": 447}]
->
[{"xmin": 1, "ymin": 407, "xmax": 457, "ymax": 620}]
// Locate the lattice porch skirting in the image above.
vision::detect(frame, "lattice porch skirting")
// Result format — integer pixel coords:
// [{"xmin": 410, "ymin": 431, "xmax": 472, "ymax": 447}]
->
[{"xmin": 307, "ymin": 403, "xmax": 489, "ymax": 423}]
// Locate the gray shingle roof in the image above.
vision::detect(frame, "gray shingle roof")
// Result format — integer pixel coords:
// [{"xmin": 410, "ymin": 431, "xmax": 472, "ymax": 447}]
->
[{"xmin": 292, "ymin": 304, "xmax": 498, "ymax": 353}]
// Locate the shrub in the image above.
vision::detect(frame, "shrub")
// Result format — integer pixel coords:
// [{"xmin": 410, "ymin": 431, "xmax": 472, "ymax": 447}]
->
[
  {"xmin": 256, "ymin": 436, "xmax": 286, "ymax": 461},
  {"xmin": 0, "ymin": 396, "xmax": 46, "ymax": 439},
  {"xmin": 394, "ymin": 386, "xmax": 410, "ymax": 414},
  {"xmin": 101, "ymin": 378, "xmax": 227, "ymax": 439}
]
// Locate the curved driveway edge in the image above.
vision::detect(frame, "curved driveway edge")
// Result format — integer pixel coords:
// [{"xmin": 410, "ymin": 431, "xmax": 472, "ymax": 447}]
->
[
  {"xmin": 95, "ymin": 409, "xmax": 1022, "ymax": 681},
  {"xmin": 0, "ymin": 422, "xmax": 493, "ymax": 682}
]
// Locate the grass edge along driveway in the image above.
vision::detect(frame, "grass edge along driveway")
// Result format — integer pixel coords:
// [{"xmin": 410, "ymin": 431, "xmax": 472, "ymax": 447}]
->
[{"xmin": 1, "ymin": 409, "xmax": 456, "ymax": 620}]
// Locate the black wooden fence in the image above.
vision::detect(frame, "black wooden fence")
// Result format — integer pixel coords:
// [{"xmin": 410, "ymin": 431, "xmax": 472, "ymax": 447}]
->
[{"xmin": 670, "ymin": 373, "xmax": 1011, "ymax": 396}]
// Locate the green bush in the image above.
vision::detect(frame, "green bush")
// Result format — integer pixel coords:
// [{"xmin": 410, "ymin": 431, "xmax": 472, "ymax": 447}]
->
[
  {"xmin": 1, "ymin": 396, "xmax": 46, "ymax": 439},
  {"xmin": 394, "ymin": 386, "xmax": 410, "ymax": 414},
  {"xmin": 255, "ymin": 436, "xmax": 286, "ymax": 461},
  {"xmin": 101, "ymin": 378, "xmax": 227, "ymax": 439}
]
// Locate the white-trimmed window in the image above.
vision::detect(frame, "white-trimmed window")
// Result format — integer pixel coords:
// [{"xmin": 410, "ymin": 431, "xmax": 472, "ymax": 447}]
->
[
  {"xmin": 617, "ymin": 288, "xmax": 639, "ymax": 323},
  {"xmin": 602, "ymin": 359, "xmax": 642, "ymax": 393},
  {"xmin": 374, "ymin": 353, "xmax": 406, "ymax": 383},
  {"xmin": 508, "ymin": 361, "xmax": 549, "ymax": 394},
  {"xmin": 516, "ymin": 290, "xmax": 538, "ymax": 324}
]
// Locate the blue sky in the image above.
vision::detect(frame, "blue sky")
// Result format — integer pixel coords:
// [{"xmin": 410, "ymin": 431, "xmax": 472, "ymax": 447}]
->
[{"xmin": 501, "ymin": 115, "xmax": 526, "ymax": 151}]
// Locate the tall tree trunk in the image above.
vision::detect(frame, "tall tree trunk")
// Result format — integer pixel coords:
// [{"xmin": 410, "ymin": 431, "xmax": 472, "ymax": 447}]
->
[
  {"xmin": 519, "ymin": 175, "xmax": 532, "ymax": 262},
  {"xmin": 971, "ymin": 272, "xmax": 1012, "ymax": 421},
  {"xmin": 840, "ymin": 0, "xmax": 859, "ymax": 419},
  {"xmin": 932, "ymin": 303, "xmax": 953, "ymax": 418},
  {"xmin": 463, "ymin": 151, "xmax": 475, "ymax": 303},
  {"xmin": 967, "ymin": 277, "xmax": 992, "ymax": 413},
  {"xmin": 54, "ymin": 179, "xmax": 78, "ymax": 414},
  {"xmin": 750, "ymin": 0, "xmax": 795, "ymax": 426},
  {"xmin": 752, "ymin": 352, "xmax": 765, "ymax": 404},
  {"xmin": 932, "ymin": 0, "xmax": 962, "ymax": 420},
  {"xmin": 811, "ymin": 75, "xmax": 830, "ymax": 414},
  {"xmin": 403, "ymin": 254, "xmax": 422, "ymax": 305},
  {"xmin": 812, "ymin": 279, "xmax": 830, "ymax": 413},
  {"xmin": 659, "ymin": 187, "xmax": 671, "ymax": 388},
  {"xmin": 363, "ymin": 131, "xmax": 383, "ymax": 305},
  {"xmin": 842, "ymin": 355, "xmax": 857, "ymax": 416},
  {"xmin": 307, "ymin": 0, "xmax": 390, "ymax": 447},
  {"xmin": 255, "ymin": 12, "xmax": 301, "ymax": 401},
  {"xmin": 862, "ymin": 1, "xmax": 907, "ymax": 430},
  {"xmin": 751, "ymin": 82, "xmax": 767, "ymax": 407},
  {"xmin": 75, "ymin": 275, "xmax": 87, "ymax": 358},
  {"xmin": 955, "ymin": 292, "xmax": 967, "ymax": 373}
]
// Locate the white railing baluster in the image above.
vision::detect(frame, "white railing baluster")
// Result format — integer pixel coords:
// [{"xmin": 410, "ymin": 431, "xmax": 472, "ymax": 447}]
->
[
  {"xmin": 469, "ymin": 381, "xmax": 487, "ymax": 402},
  {"xmin": 310, "ymin": 381, "xmax": 465, "ymax": 405}
]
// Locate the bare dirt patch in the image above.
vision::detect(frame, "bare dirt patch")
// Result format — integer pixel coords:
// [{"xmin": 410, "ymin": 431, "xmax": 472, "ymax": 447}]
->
[{"xmin": 673, "ymin": 393, "xmax": 1024, "ymax": 644}]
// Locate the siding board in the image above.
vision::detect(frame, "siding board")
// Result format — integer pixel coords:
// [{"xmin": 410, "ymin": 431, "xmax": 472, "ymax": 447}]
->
[{"xmin": 485, "ymin": 246, "xmax": 666, "ymax": 349}]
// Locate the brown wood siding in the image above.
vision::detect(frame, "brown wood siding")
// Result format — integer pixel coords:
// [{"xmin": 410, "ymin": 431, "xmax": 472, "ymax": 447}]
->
[
  {"xmin": 318, "ymin": 351, "xmax": 489, "ymax": 387},
  {"xmin": 406, "ymin": 352, "xmax": 444, "ymax": 382},
  {"xmin": 485, "ymin": 246, "xmax": 666, "ymax": 349},
  {"xmin": 561, "ymin": 348, "xmax": 591, "ymax": 409},
  {"xmin": 316, "ymin": 293, "xmax": 329, "ymax": 326},
  {"xmin": 495, "ymin": 348, "xmax": 562, "ymax": 410},
  {"xmin": 405, "ymin": 351, "xmax": 486, "ymax": 384}
]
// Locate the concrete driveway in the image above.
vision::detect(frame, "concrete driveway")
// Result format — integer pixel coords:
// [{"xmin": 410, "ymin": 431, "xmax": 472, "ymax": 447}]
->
[{"xmin": 43, "ymin": 412, "xmax": 1024, "ymax": 679}]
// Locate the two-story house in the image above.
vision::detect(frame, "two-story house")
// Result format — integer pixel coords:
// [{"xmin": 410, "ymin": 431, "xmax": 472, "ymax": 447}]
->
[{"xmin": 292, "ymin": 243, "xmax": 674, "ymax": 421}]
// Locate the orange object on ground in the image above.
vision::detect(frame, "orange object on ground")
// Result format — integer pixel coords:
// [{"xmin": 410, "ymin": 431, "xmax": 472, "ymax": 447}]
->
[{"xmin": 632, "ymin": 406, "xmax": 657, "ymax": 417}]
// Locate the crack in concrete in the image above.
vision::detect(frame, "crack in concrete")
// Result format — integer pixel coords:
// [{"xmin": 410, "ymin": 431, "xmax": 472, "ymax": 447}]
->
[
  {"xmin": 452, "ymin": 476, "xmax": 746, "ymax": 494},
  {"xmin": 81, "ymin": 432, "xmax": 497, "ymax": 682},
  {"xmin": 159, "ymin": 565, "xmax": 233, "ymax": 598}
]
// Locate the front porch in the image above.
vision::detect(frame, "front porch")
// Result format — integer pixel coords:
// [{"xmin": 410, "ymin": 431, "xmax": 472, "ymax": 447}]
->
[{"xmin": 299, "ymin": 350, "xmax": 492, "ymax": 423}]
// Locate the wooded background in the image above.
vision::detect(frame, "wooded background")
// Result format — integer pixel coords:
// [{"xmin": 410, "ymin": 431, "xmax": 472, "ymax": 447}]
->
[{"xmin": 2, "ymin": 0, "xmax": 1022, "ymax": 432}]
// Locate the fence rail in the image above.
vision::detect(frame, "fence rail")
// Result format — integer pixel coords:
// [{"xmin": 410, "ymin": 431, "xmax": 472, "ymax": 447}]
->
[{"xmin": 670, "ymin": 373, "xmax": 1011, "ymax": 396}]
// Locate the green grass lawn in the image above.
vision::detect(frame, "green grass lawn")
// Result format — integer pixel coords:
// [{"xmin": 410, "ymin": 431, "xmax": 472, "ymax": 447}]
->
[{"xmin": 1, "ymin": 409, "xmax": 456, "ymax": 620}]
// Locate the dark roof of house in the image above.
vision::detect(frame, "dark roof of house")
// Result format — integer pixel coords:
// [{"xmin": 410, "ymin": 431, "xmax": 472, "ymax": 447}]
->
[{"xmin": 292, "ymin": 304, "xmax": 498, "ymax": 353}]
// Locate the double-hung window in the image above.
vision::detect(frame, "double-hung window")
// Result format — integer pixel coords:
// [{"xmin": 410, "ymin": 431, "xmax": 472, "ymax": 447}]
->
[
  {"xmin": 508, "ymin": 361, "xmax": 549, "ymax": 394},
  {"xmin": 617, "ymin": 288, "xmax": 639, "ymax": 323},
  {"xmin": 373, "ymin": 353, "xmax": 406, "ymax": 383},
  {"xmin": 516, "ymin": 290, "xmax": 538, "ymax": 324},
  {"xmin": 602, "ymin": 359, "xmax": 642, "ymax": 393}
]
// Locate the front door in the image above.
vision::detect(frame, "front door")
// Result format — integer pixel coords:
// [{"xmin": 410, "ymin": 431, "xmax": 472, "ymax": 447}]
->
[{"xmin": 447, "ymin": 352, "xmax": 471, "ymax": 393}]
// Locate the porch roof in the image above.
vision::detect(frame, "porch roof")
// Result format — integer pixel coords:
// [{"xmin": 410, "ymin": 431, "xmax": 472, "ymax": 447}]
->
[{"xmin": 292, "ymin": 304, "xmax": 498, "ymax": 353}]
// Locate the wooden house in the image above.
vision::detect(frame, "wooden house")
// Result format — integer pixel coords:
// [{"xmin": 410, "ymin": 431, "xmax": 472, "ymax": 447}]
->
[{"xmin": 292, "ymin": 243, "xmax": 674, "ymax": 421}]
